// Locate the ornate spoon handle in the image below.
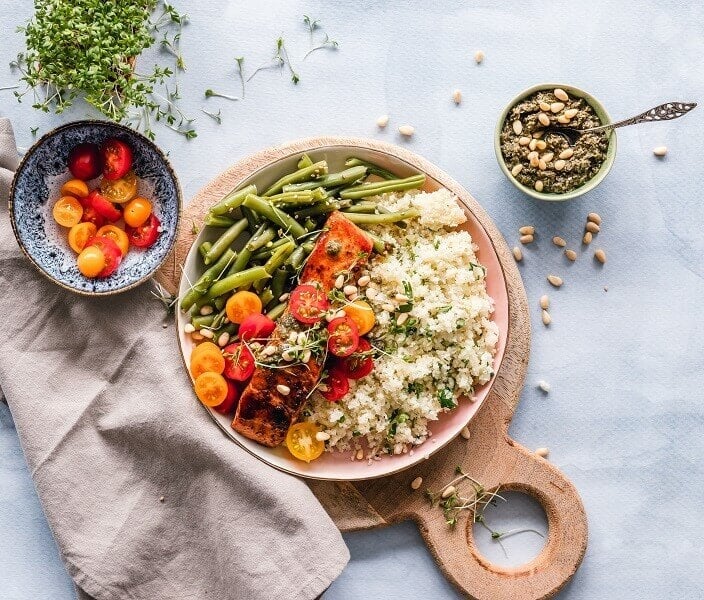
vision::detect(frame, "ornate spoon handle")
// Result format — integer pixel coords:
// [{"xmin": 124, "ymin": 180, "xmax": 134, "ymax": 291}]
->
[{"xmin": 586, "ymin": 101, "xmax": 697, "ymax": 133}]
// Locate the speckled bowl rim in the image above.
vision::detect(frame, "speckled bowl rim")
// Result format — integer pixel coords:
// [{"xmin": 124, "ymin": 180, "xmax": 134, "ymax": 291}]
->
[
  {"xmin": 494, "ymin": 83, "xmax": 617, "ymax": 202},
  {"xmin": 8, "ymin": 120, "xmax": 182, "ymax": 296}
]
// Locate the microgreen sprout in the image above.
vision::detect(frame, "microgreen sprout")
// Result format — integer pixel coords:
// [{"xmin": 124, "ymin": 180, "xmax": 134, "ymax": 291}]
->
[
  {"xmin": 475, "ymin": 514, "xmax": 545, "ymax": 558},
  {"xmin": 151, "ymin": 282, "xmax": 177, "ymax": 315},
  {"xmin": 235, "ymin": 57, "xmax": 246, "ymax": 98},
  {"xmin": 303, "ymin": 15, "xmax": 321, "ymax": 42},
  {"xmin": 30, "ymin": 127, "xmax": 38, "ymax": 137},
  {"xmin": 0, "ymin": 85, "xmax": 19, "ymax": 92},
  {"xmin": 304, "ymin": 33, "xmax": 339, "ymax": 60},
  {"xmin": 200, "ymin": 108, "xmax": 223, "ymax": 124},
  {"xmin": 204, "ymin": 89, "xmax": 240, "ymax": 101}
]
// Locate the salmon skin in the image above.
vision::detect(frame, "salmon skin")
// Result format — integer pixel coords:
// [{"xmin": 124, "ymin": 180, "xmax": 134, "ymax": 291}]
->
[{"xmin": 232, "ymin": 212, "xmax": 373, "ymax": 447}]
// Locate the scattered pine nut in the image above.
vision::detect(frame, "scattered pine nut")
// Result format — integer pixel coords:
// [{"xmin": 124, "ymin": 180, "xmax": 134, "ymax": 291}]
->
[
  {"xmin": 519, "ymin": 225, "xmax": 535, "ymax": 235},
  {"xmin": 535, "ymin": 140, "xmax": 547, "ymax": 151},
  {"xmin": 512, "ymin": 246, "xmax": 523, "ymax": 262},
  {"xmin": 542, "ymin": 310, "xmax": 551, "ymax": 326},
  {"xmin": 316, "ymin": 431, "xmax": 331, "ymax": 442},
  {"xmin": 565, "ymin": 249, "xmax": 577, "ymax": 261},
  {"xmin": 343, "ymin": 284, "xmax": 358, "ymax": 296},
  {"xmin": 653, "ymin": 146, "xmax": 668, "ymax": 157},
  {"xmin": 539, "ymin": 295, "xmax": 549, "ymax": 310},
  {"xmin": 276, "ymin": 384, "xmax": 291, "ymax": 396},
  {"xmin": 512, "ymin": 120, "xmax": 523, "ymax": 135},
  {"xmin": 335, "ymin": 274, "xmax": 345, "ymax": 289},
  {"xmin": 184, "ymin": 323, "xmax": 195, "ymax": 334},
  {"xmin": 191, "ymin": 331, "xmax": 205, "ymax": 342},
  {"xmin": 199, "ymin": 329, "xmax": 214, "ymax": 339},
  {"xmin": 583, "ymin": 231, "xmax": 593, "ymax": 245},
  {"xmin": 396, "ymin": 313, "xmax": 409, "ymax": 325},
  {"xmin": 518, "ymin": 136, "xmax": 531, "ymax": 146},
  {"xmin": 357, "ymin": 275, "xmax": 370, "ymax": 287},
  {"xmin": 552, "ymin": 236, "xmax": 566, "ymax": 247},
  {"xmin": 554, "ymin": 159, "xmax": 566, "ymax": 171},
  {"xmin": 557, "ymin": 115, "xmax": 570, "ymax": 124},
  {"xmin": 550, "ymin": 102, "xmax": 565, "ymax": 113},
  {"xmin": 511, "ymin": 164, "xmax": 523, "ymax": 177},
  {"xmin": 587, "ymin": 212, "xmax": 602, "ymax": 225},
  {"xmin": 542, "ymin": 152, "xmax": 554, "ymax": 163},
  {"xmin": 461, "ymin": 426, "xmax": 471, "ymax": 440},
  {"xmin": 199, "ymin": 305, "xmax": 214, "ymax": 316},
  {"xmin": 398, "ymin": 125, "xmax": 415, "ymax": 137},
  {"xmin": 452, "ymin": 89, "xmax": 462, "ymax": 104},
  {"xmin": 554, "ymin": 88, "xmax": 569, "ymax": 102},
  {"xmin": 532, "ymin": 130, "xmax": 544, "ymax": 139},
  {"xmin": 376, "ymin": 114, "xmax": 389, "ymax": 128},
  {"xmin": 217, "ymin": 332, "xmax": 230, "ymax": 347},
  {"xmin": 538, "ymin": 113, "xmax": 550, "ymax": 126},
  {"xmin": 594, "ymin": 248, "xmax": 606, "ymax": 264},
  {"xmin": 534, "ymin": 180, "xmax": 544, "ymax": 192},
  {"xmin": 585, "ymin": 221, "xmax": 600, "ymax": 234},
  {"xmin": 441, "ymin": 485, "xmax": 456, "ymax": 499},
  {"xmin": 474, "ymin": 50, "xmax": 485, "ymax": 64},
  {"xmin": 539, "ymin": 101, "xmax": 551, "ymax": 112},
  {"xmin": 538, "ymin": 159, "xmax": 547, "ymax": 170},
  {"xmin": 535, "ymin": 447, "xmax": 550, "ymax": 458},
  {"xmin": 537, "ymin": 380, "xmax": 551, "ymax": 393},
  {"xmin": 411, "ymin": 476, "xmax": 423, "ymax": 490},
  {"xmin": 356, "ymin": 449, "xmax": 364, "ymax": 460},
  {"xmin": 529, "ymin": 138, "xmax": 538, "ymax": 151},
  {"xmin": 547, "ymin": 274, "xmax": 563, "ymax": 287},
  {"xmin": 564, "ymin": 108, "xmax": 579, "ymax": 119},
  {"xmin": 558, "ymin": 148, "xmax": 574, "ymax": 160},
  {"xmin": 520, "ymin": 234, "xmax": 534, "ymax": 244}
]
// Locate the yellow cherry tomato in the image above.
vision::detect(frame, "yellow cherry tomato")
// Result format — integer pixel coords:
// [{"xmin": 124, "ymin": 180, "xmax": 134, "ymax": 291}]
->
[
  {"xmin": 77, "ymin": 245, "xmax": 105, "ymax": 278},
  {"xmin": 67, "ymin": 222, "xmax": 97, "ymax": 253},
  {"xmin": 343, "ymin": 300, "xmax": 376, "ymax": 335},
  {"xmin": 60, "ymin": 179, "xmax": 89, "ymax": 199},
  {"xmin": 285, "ymin": 422, "xmax": 325, "ymax": 463},
  {"xmin": 96, "ymin": 225, "xmax": 129, "ymax": 256},
  {"xmin": 52, "ymin": 196, "xmax": 84, "ymax": 227},
  {"xmin": 100, "ymin": 171, "xmax": 138, "ymax": 204},
  {"xmin": 194, "ymin": 372, "xmax": 229, "ymax": 407},
  {"xmin": 123, "ymin": 196, "xmax": 152, "ymax": 227},
  {"xmin": 226, "ymin": 291, "xmax": 263, "ymax": 324}
]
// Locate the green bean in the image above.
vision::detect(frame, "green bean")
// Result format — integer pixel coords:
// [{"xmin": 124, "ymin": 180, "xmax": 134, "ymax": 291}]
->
[
  {"xmin": 209, "ymin": 184, "xmax": 257, "ymax": 216},
  {"xmin": 264, "ymin": 241, "xmax": 296, "ymax": 273},
  {"xmin": 270, "ymin": 267, "xmax": 288, "ymax": 302},
  {"xmin": 241, "ymin": 205, "xmax": 261, "ymax": 233},
  {"xmin": 259, "ymin": 288, "xmax": 274, "ymax": 307},
  {"xmin": 301, "ymin": 241, "xmax": 315, "ymax": 253},
  {"xmin": 198, "ymin": 241, "xmax": 212, "ymax": 261},
  {"xmin": 304, "ymin": 217, "xmax": 317, "ymax": 231},
  {"xmin": 250, "ymin": 236, "xmax": 294, "ymax": 261},
  {"xmin": 227, "ymin": 247, "xmax": 252, "ymax": 276},
  {"xmin": 245, "ymin": 224, "xmax": 276, "ymax": 252},
  {"xmin": 221, "ymin": 322, "xmax": 238, "ymax": 336},
  {"xmin": 297, "ymin": 153, "xmax": 313, "ymax": 169},
  {"xmin": 180, "ymin": 248, "xmax": 236, "ymax": 311},
  {"xmin": 285, "ymin": 245, "xmax": 307, "ymax": 270},
  {"xmin": 269, "ymin": 188, "xmax": 327, "ymax": 207},
  {"xmin": 282, "ymin": 165, "xmax": 368, "ymax": 192},
  {"xmin": 211, "ymin": 307, "xmax": 228, "ymax": 330},
  {"xmin": 340, "ymin": 207, "xmax": 421, "ymax": 224},
  {"xmin": 263, "ymin": 161, "xmax": 329, "ymax": 196},
  {"xmin": 294, "ymin": 199, "xmax": 350, "ymax": 219},
  {"xmin": 213, "ymin": 295, "xmax": 226, "ymax": 310},
  {"xmin": 204, "ymin": 214, "xmax": 236, "ymax": 227},
  {"xmin": 207, "ymin": 266, "xmax": 271, "ymax": 299},
  {"xmin": 344, "ymin": 201, "xmax": 379, "ymax": 214},
  {"xmin": 360, "ymin": 229, "xmax": 387, "ymax": 254},
  {"xmin": 191, "ymin": 313, "xmax": 216, "ymax": 329},
  {"xmin": 204, "ymin": 218, "xmax": 248, "ymax": 265},
  {"xmin": 253, "ymin": 277, "xmax": 267, "ymax": 294},
  {"xmin": 193, "ymin": 294, "xmax": 213, "ymax": 311},
  {"xmin": 340, "ymin": 174, "xmax": 426, "ymax": 200},
  {"xmin": 266, "ymin": 302, "xmax": 286, "ymax": 321},
  {"xmin": 242, "ymin": 194, "xmax": 306, "ymax": 239},
  {"xmin": 344, "ymin": 157, "xmax": 397, "ymax": 180}
]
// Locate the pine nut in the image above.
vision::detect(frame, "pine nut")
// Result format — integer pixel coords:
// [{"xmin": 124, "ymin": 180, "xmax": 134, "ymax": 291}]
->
[
  {"xmin": 587, "ymin": 212, "xmax": 602, "ymax": 225},
  {"xmin": 395, "ymin": 293, "xmax": 409, "ymax": 302},
  {"xmin": 453, "ymin": 89, "xmax": 462, "ymax": 104},
  {"xmin": 217, "ymin": 332, "xmax": 230, "ymax": 347},
  {"xmin": 527, "ymin": 150, "xmax": 538, "ymax": 160},
  {"xmin": 538, "ymin": 380, "xmax": 551, "ymax": 393},
  {"xmin": 530, "ymin": 155, "xmax": 540, "ymax": 168},
  {"xmin": 316, "ymin": 431, "xmax": 331, "ymax": 442},
  {"xmin": 335, "ymin": 274, "xmax": 345, "ymax": 289},
  {"xmin": 565, "ymin": 249, "xmax": 577, "ymax": 261},
  {"xmin": 583, "ymin": 231, "xmax": 593, "ymax": 244},
  {"xmin": 376, "ymin": 114, "xmax": 389, "ymax": 128},
  {"xmin": 542, "ymin": 152, "xmax": 554, "ymax": 163},
  {"xmin": 539, "ymin": 101, "xmax": 551, "ymax": 112},
  {"xmin": 519, "ymin": 136, "xmax": 531, "ymax": 146},
  {"xmin": 547, "ymin": 274, "xmax": 563, "ymax": 287},
  {"xmin": 199, "ymin": 329, "xmax": 214, "ymax": 339},
  {"xmin": 399, "ymin": 125, "xmax": 415, "ymax": 137},
  {"xmin": 262, "ymin": 345, "xmax": 277, "ymax": 356},
  {"xmin": 411, "ymin": 476, "xmax": 423, "ymax": 490},
  {"xmin": 382, "ymin": 303, "xmax": 395, "ymax": 312},
  {"xmin": 278, "ymin": 293, "xmax": 289, "ymax": 302},
  {"xmin": 542, "ymin": 310, "xmax": 551, "ymax": 326},
  {"xmin": 565, "ymin": 108, "xmax": 578, "ymax": 118},
  {"xmin": 585, "ymin": 221, "xmax": 600, "ymax": 234},
  {"xmin": 532, "ymin": 130, "xmax": 544, "ymax": 139},
  {"xmin": 539, "ymin": 295, "xmax": 549, "ymax": 310},
  {"xmin": 276, "ymin": 384, "xmax": 291, "ymax": 396},
  {"xmin": 519, "ymin": 225, "xmax": 535, "ymax": 235},
  {"xmin": 184, "ymin": 323, "xmax": 195, "ymax": 334},
  {"xmin": 550, "ymin": 102, "xmax": 565, "ymax": 113},
  {"xmin": 554, "ymin": 88, "xmax": 569, "ymax": 102},
  {"xmin": 511, "ymin": 164, "xmax": 523, "ymax": 177},
  {"xmin": 512, "ymin": 120, "xmax": 523, "ymax": 134},
  {"xmin": 559, "ymin": 148, "xmax": 574, "ymax": 160},
  {"xmin": 199, "ymin": 305, "xmax": 214, "ymax": 316},
  {"xmin": 557, "ymin": 115, "xmax": 570, "ymax": 124},
  {"xmin": 552, "ymin": 236, "xmax": 566, "ymax": 247},
  {"xmin": 474, "ymin": 50, "xmax": 485, "ymax": 64},
  {"xmin": 594, "ymin": 248, "xmax": 606, "ymax": 264},
  {"xmin": 653, "ymin": 146, "xmax": 668, "ymax": 156},
  {"xmin": 191, "ymin": 331, "xmax": 205, "ymax": 342},
  {"xmin": 357, "ymin": 275, "xmax": 370, "ymax": 286},
  {"xmin": 512, "ymin": 246, "xmax": 523, "ymax": 262},
  {"xmin": 356, "ymin": 449, "xmax": 364, "ymax": 460},
  {"xmin": 365, "ymin": 287, "xmax": 377, "ymax": 300},
  {"xmin": 343, "ymin": 285, "xmax": 358, "ymax": 296},
  {"xmin": 538, "ymin": 159, "xmax": 547, "ymax": 170},
  {"xmin": 538, "ymin": 112, "xmax": 550, "ymax": 126},
  {"xmin": 461, "ymin": 426, "xmax": 471, "ymax": 440},
  {"xmin": 281, "ymin": 349, "xmax": 295, "ymax": 361},
  {"xmin": 529, "ymin": 138, "xmax": 538, "ymax": 151},
  {"xmin": 441, "ymin": 485, "xmax": 456, "ymax": 499},
  {"xmin": 554, "ymin": 159, "xmax": 566, "ymax": 171},
  {"xmin": 397, "ymin": 312, "xmax": 409, "ymax": 325},
  {"xmin": 536, "ymin": 140, "xmax": 547, "ymax": 151},
  {"xmin": 535, "ymin": 447, "xmax": 550, "ymax": 458},
  {"xmin": 520, "ymin": 234, "xmax": 534, "ymax": 244},
  {"xmin": 301, "ymin": 349, "xmax": 311, "ymax": 363},
  {"xmin": 534, "ymin": 180, "xmax": 544, "ymax": 192}
]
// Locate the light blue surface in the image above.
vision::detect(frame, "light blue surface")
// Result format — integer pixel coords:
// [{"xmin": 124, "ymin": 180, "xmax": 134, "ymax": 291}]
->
[{"xmin": 2, "ymin": 1, "xmax": 704, "ymax": 598}]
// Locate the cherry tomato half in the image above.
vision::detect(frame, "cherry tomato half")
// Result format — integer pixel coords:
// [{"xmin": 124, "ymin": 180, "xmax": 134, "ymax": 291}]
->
[
  {"xmin": 80, "ymin": 205, "xmax": 106, "ymax": 229},
  {"xmin": 238, "ymin": 313, "xmax": 276, "ymax": 342},
  {"xmin": 289, "ymin": 284, "xmax": 329, "ymax": 324},
  {"xmin": 85, "ymin": 236, "xmax": 122, "ymax": 277},
  {"xmin": 222, "ymin": 343, "xmax": 255, "ymax": 382},
  {"xmin": 100, "ymin": 171, "xmax": 138, "ymax": 204},
  {"xmin": 77, "ymin": 245, "xmax": 105, "ymax": 278},
  {"xmin": 320, "ymin": 368, "xmax": 349, "ymax": 402},
  {"xmin": 96, "ymin": 225, "xmax": 129, "ymax": 256},
  {"xmin": 86, "ymin": 190, "xmax": 122, "ymax": 222},
  {"xmin": 126, "ymin": 214, "xmax": 160, "ymax": 249},
  {"xmin": 213, "ymin": 380, "xmax": 239, "ymax": 415},
  {"xmin": 327, "ymin": 316, "xmax": 360, "ymax": 357},
  {"xmin": 68, "ymin": 143, "xmax": 101, "ymax": 180},
  {"xmin": 336, "ymin": 338, "xmax": 374, "ymax": 380},
  {"xmin": 285, "ymin": 422, "xmax": 325, "ymax": 463},
  {"xmin": 68, "ymin": 222, "xmax": 98, "ymax": 253},
  {"xmin": 101, "ymin": 139, "xmax": 133, "ymax": 181},
  {"xmin": 52, "ymin": 196, "xmax": 83, "ymax": 227}
]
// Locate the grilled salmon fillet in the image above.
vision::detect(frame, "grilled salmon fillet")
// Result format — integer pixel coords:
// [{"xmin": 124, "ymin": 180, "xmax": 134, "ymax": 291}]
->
[{"xmin": 232, "ymin": 211, "xmax": 373, "ymax": 447}]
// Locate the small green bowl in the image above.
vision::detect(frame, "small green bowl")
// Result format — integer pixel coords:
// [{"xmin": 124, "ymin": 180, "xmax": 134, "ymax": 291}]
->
[{"xmin": 494, "ymin": 83, "xmax": 617, "ymax": 201}]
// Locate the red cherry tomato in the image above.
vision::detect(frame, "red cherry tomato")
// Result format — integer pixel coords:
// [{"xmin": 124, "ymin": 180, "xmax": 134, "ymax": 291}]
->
[
  {"xmin": 79, "ymin": 200, "xmax": 106, "ymax": 228},
  {"xmin": 289, "ymin": 284, "xmax": 329, "ymax": 324},
  {"xmin": 337, "ymin": 338, "xmax": 374, "ymax": 380},
  {"xmin": 238, "ymin": 313, "xmax": 277, "ymax": 342},
  {"xmin": 85, "ymin": 236, "xmax": 122, "ymax": 277},
  {"xmin": 223, "ymin": 343, "xmax": 255, "ymax": 382},
  {"xmin": 68, "ymin": 143, "xmax": 101, "ymax": 180},
  {"xmin": 214, "ymin": 380, "xmax": 239, "ymax": 415},
  {"xmin": 86, "ymin": 190, "xmax": 122, "ymax": 222},
  {"xmin": 101, "ymin": 139, "xmax": 133, "ymax": 181},
  {"xmin": 126, "ymin": 214, "xmax": 160, "ymax": 248},
  {"xmin": 327, "ymin": 316, "xmax": 360, "ymax": 357},
  {"xmin": 320, "ymin": 368, "xmax": 349, "ymax": 402}
]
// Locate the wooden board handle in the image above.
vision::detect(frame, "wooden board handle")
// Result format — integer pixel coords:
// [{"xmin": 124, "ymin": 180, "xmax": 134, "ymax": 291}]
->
[{"xmin": 421, "ymin": 438, "xmax": 588, "ymax": 600}]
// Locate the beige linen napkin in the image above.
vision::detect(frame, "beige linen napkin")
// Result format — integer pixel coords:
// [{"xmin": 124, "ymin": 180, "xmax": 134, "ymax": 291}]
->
[{"xmin": 0, "ymin": 118, "xmax": 348, "ymax": 600}]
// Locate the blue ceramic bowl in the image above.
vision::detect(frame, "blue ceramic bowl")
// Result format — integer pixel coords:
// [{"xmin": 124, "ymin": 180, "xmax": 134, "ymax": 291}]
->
[{"xmin": 9, "ymin": 120, "xmax": 181, "ymax": 295}]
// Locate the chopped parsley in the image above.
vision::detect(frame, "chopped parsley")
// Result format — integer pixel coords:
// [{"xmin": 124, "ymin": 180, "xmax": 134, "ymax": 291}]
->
[{"xmin": 438, "ymin": 388, "xmax": 456, "ymax": 409}]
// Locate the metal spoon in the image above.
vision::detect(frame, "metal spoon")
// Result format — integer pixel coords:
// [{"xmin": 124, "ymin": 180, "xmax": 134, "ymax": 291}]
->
[{"xmin": 542, "ymin": 101, "xmax": 697, "ymax": 146}]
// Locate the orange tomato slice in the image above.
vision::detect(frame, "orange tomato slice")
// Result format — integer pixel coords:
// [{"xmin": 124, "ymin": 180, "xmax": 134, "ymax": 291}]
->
[
  {"xmin": 68, "ymin": 222, "xmax": 97, "ymax": 253},
  {"xmin": 190, "ymin": 343, "xmax": 225, "ymax": 378},
  {"xmin": 123, "ymin": 196, "xmax": 152, "ymax": 227},
  {"xmin": 226, "ymin": 291, "xmax": 263, "ymax": 324},
  {"xmin": 96, "ymin": 225, "xmax": 129, "ymax": 256},
  {"xmin": 343, "ymin": 300, "xmax": 376, "ymax": 335},
  {"xmin": 60, "ymin": 179, "xmax": 89, "ymax": 199},
  {"xmin": 285, "ymin": 422, "xmax": 325, "ymax": 462},
  {"xmin": 194, "ymin": 372, "xmax": 228, "ymax": 407},
  {"xmin": 52, "ymin": 196, "xmax": 84, "ymax": 227},
  {"xmin": 77, "ymin": 245, "xmax": 106, "ymax": 278}
]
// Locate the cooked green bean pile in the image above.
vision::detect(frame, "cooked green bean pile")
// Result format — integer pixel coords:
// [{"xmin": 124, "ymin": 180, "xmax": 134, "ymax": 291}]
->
[{"xmin": 180, "ymin": 155, "xmax": 426, "ymax": 332}]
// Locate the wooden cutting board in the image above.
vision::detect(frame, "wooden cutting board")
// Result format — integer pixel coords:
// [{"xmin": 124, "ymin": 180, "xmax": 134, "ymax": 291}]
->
[{"xmin": 157, "ymin": 137, "xmax": 587, "ymax": 600}]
